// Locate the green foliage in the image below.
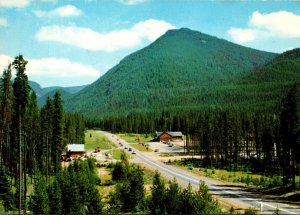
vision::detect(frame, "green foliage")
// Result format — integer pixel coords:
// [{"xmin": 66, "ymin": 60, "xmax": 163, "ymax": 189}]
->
[
  {"xmin": 112, "ymin": 161, "xmax": 128, "ymax": 181},
  {"xmin": 149, "ymin": 171, "xmax": 166, "ymax": 214},
  {"xmin": 56, "ymin": 159, "xmax": 103, "ymax": 214},
  {"xmin": 244, "ymin": 207, "xmax": 257, "ymax": 215},
  {"xmin": 47, "ymin": 178, "xmax": 62, "ymax": 215},
  {"xmin": 29, "ymin": 172, "xmax": 50, "ymax": 214},
  {"xmin": 280, "ymin": 83, "xmax": 300, "ymax": 188},
  {"xmin": 52, "ymin": 91, "xmax": 64, "ymax": 173},
  {"xmin": 0, "ymin": 167, "xmax": 14, "ymax": 211},
  {"xmin": 148, "ymin": 173, "xmax": 222, "ymax": 215},
  {"xmin": 165, "ymin": 178, "xmax": 181, "ymax": 214},
  {"xmin": 273, "ymin": 207, "xmax": 280, "ymax": 215},
  {"xmin": 109, "ymin": 163, "xmax": 145, "ymax": 213}
]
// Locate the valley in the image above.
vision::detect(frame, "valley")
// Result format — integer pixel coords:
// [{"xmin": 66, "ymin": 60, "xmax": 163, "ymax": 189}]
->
[{"xmin": 1, "ymin": 25, "xmax": 300, "ymax": 215}]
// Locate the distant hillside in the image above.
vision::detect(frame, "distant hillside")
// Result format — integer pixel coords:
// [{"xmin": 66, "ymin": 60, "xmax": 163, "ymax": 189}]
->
[
  {"xmin": 43, "ymin": 85, "xmax": 87, "ymax": 95},
  {"xmin": 37, "ymin": 89, "xmax": 73, "ymax": 107},
  {"xmin": 29, "ymin": 81, "xmax": 87, "ymax": 106},
  {"xmin": 29, "ymin": 81, "xmax": 44, "ymax": 97},
  {"xmin": 29, "ymin": 81, "xmax": 87, "ymax": 98},
  {"xmin": 65, "ymin": 28, "xmax": 276, "ymax": 117},
  {"xmin": 232, "ymin": 48, "xmax": 300, "ymax": 111}
]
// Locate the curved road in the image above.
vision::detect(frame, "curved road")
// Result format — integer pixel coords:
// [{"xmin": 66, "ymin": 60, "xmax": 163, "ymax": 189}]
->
[{"xmin": 103, "ymin": 131, "xmax": 300, "ymax": 214}]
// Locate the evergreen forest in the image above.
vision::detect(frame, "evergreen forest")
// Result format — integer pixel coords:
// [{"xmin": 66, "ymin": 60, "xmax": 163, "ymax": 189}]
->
[{"xmin": 0, "ymin": 55, "xmax": 86, "ymax": 213}]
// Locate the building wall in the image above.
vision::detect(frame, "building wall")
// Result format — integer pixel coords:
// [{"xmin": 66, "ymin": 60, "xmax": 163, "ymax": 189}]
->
[{"xmin": 159, "ymin": 133, "xmax": 172, "ymax": 141}]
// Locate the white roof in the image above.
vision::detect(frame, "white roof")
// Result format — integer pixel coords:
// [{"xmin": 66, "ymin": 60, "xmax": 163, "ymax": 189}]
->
[{"xmin": 67, "ymin": 144, "xmax": 85, "ymax": 152}]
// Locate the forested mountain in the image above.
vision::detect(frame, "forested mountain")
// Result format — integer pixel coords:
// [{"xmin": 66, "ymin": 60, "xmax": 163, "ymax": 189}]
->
[
  {"xmin": 29, "ymin": 81, "xmax": 86, "ymax": 98},
  {"xmin": 29, "ymin": 81, "xmax": 44, "ymax": 97},
  {"xmin": 37, "ymin": 89, "xmax": 72, "ymax": 107},
  {"xmin": 64, "ymin": 28, "xmax": 276, "ymax": 118},
  {"xmin": 29, "ymin": 81, "xmax": 87, "ymax": 106}
]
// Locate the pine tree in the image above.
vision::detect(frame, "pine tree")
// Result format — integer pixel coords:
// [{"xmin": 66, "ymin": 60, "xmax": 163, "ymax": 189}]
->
[
  {"xmin": 52, "ymin": 91, "xmax": 64, "ymax": 173},
  {"xmin": 48, "ymin": 178, "xmax": 62, "ymax": 214},
  {"xmin": 165, "ymin": 178, "xmax": 181, "ymax": 214},
  {"xmin": 0, "ymin": 167, "xmax": 14, "ymax": 211},
  {"xmin": 0, "ymin": 63, "xmax": 13, "ymax": 170},
  {"xmin": 12, "ymin": 55, "xmax": 30, "ymax": 212},
  {"xmin": 29, "ymin": 172, "xmax": 50, "ymax": 214},
  {"xmin": 280, "ymin": 83, "xmax": 300, "ymax": 188},
  {"xmin": 150, "ymin": 171, "xmax": 166, "ymax": 214}
]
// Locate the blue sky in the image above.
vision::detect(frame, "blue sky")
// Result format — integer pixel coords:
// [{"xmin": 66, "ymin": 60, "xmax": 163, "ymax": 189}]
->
[{"xmin": 0, "ymin": 0, "xmax": 300, "ymax": 87}]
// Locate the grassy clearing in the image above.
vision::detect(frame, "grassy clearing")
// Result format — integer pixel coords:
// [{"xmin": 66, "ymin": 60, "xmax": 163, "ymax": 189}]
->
[
  {"xmin": 116, "ymin": 133, "xmax": 153, "ymax": 143},
  {"xmin": 143, "ymin": 167, "xmax": 157, "ymax": 185},
  {"xmin": 171, "ymin": 160, "xmax": 282, "ymax": 188},
  {"xmin": 85, "ymin": 130, "xmax": 117, "ymax": 151},
  {"xmin": 109, "ymin": 148, "xmax": 124, "ymax": 160},
  {"xmin": 129, "ymin": 143, "xmax": 153, "ymax": 152}
]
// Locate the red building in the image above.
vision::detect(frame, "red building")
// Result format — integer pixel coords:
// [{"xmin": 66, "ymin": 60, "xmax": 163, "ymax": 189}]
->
[{"xmin": 155, "ymin": 131, "xmax": 183, "ymax": 142}]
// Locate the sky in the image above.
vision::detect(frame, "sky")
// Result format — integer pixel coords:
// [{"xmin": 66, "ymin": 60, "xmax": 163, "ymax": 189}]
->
[{"xmin": 0, "ymin": 0, "xmax": 300, "ymax": 87}]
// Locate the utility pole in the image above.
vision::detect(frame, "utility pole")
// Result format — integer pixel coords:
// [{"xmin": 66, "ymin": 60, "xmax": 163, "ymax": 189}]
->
[{"xmin": 19, "ymin": 105, "xmax": 22, "ymax": 215}]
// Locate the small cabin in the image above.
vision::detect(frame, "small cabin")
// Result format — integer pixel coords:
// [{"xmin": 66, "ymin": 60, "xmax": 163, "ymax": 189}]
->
[
  {"xmin": 155, "ymin": 131, "xmax": 183, "ymax": 142},
  {"xmin": 61, "ymin": 144, "xmax": 85, "ymax": 161}
]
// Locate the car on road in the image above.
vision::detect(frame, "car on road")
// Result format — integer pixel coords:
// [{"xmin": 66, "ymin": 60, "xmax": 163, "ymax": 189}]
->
[
  {"xmin": 124, "ymin": 147, "xmax": 128, "ymax": 150},
  {"xmin": 132, "ymin": 151, "xmax": 136, "ymax": 154}
]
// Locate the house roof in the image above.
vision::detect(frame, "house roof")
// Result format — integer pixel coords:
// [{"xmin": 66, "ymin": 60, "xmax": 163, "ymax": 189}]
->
[
  {"xmin": 67, "ymin": 144, "xmax": 85, "ymax": 152},
  {"xmin": 155, "ymin": 131, "xmax": 183, "ymax": 137}
]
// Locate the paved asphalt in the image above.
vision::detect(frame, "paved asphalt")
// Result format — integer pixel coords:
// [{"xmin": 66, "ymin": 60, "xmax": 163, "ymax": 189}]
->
[{"xmin": 103, "ymin": 131, "xmax": 300, "ymax": 214}]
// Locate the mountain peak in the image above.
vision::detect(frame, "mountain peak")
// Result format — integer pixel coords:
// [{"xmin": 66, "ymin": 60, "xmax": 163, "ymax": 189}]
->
[{"xmin": 65, "ymin": 28, "xmax": 277, "ymax": 117}]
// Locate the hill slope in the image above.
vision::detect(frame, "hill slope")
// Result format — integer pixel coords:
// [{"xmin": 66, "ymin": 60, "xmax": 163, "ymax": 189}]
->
[
  {"xmin": 65, "ymin": 28, "xmax": 276, "ymax": 117},
  {"xmin": 29, "ymin": 81, "xmax": 87, "ymax": 98}
]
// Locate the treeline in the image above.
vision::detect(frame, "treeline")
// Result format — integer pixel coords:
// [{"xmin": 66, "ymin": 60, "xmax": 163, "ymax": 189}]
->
[
  {"xmin": 88, "ymin": 83, "xmax": 300, "ymax": 190},
  {"xmin": 109, "ymin": 154, "xmax": 221, "ymax": 214},
  {"xmin": 30, "ymin": 159, "xmax": 102, "ymax": 214},
  {"xmin": 0, "ymin": 55, "xmax": 85, "ymax": 212}
]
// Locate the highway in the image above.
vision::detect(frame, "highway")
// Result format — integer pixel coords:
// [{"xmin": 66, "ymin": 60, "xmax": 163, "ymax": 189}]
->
[{"xmin": 103, "ymin": 131, "xmax": 300, "ymax": 214}]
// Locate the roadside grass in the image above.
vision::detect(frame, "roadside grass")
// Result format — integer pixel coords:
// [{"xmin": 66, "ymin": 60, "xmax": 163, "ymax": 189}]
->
[
  {"xmin": 143, "ymin": 167, "xmax": 157, "ymax": 185},
  {"xmin": 129, "ymin": 143, "xmax": 153, "ymax": 152},
  {"xmin": 171, "ymin": 160, "xmax": 283, "ymax": 188},
  {"xmin": 109, "ymin": 148, "xmax": 124, "ymax": 160},
  {"xmin": 116, "ymin": 133, "xmax": 153, "ymax": 143},
  {"xmin": 85, "ymin": 130, "xmax": 117, "ymax": 151}
]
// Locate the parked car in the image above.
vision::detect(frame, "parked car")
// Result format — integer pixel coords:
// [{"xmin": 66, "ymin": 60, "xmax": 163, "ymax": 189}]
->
[
  {"xmin": 132, "ymin": 151, "xmax": 136, "ymax": 154},
  {"xmin": 129, "ymin": 147, "xmax": 132, "ymax": 151},
  {"xmin": 154, "ymin": 149, "xmax": 159, "ymax": 152},
  {"xmin": 124, "ymin": 147, "xmax": 128, "ymax": 150}
]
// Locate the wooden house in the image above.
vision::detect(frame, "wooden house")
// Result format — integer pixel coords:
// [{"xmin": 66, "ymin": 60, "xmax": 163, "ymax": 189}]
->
[
  {"xmin": 61, "ymin": 144, "xmax": 85, "ymax": 161},
  {"xmin": 155, "ymin": 131, "xmax": 183, "ymax": 142}
]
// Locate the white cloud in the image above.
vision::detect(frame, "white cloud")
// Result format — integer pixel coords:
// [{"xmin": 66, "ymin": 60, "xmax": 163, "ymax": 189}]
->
[
  {"xmin": 0, "ymin": 18, "xmax": 8, "ymax": 27},
  {"xmin": 250, "ymin": 11, "xmax": 300, "ymax": 38},
  {"xmin": 0, "ymin": 55, "xmax": 13, "ymax": 69},
  {"xmin": 0, "ymin": 0, "xmax": 30, "ymax": 8},
  {"xmin": 34, "ymin": 5, "xmax": 82, "ymax": 18},
  {"xmin": 116, "ymin": 0, "xmax": 148, "ymax": 5},
  {"xmin": 0, "ymin": 54, "xmax": 100, "ymax": 87},
  {"xmin": 228, "ymin": 11, "xmax": 300, "ymax": 43},
  {"xmin": 36, "ymin": 19, "xmax": 175, "ymax": 52},
  {"xmin": 227, "ymin": 28, "xmax": 258, "ymax": 43}
]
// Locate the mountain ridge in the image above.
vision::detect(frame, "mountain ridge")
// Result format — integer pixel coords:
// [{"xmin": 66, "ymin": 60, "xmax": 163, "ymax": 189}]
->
[
  {"xmin": 64, "ymin": 28, "xmax": 278, "ymax": 118},
  {"xmin": 29, "ymin": 81, "xmax": 87, "ymax": 106}
]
